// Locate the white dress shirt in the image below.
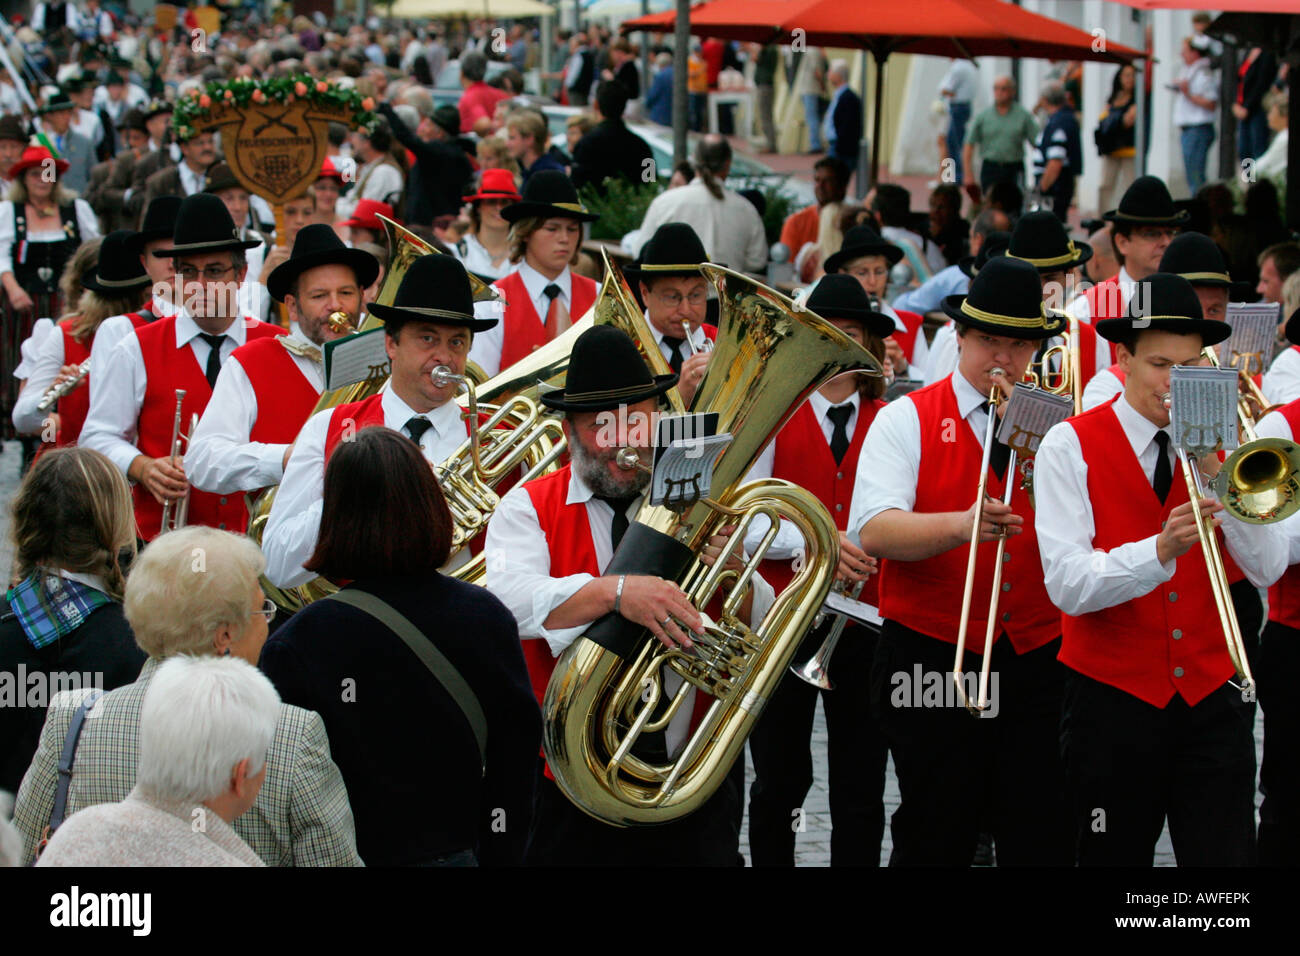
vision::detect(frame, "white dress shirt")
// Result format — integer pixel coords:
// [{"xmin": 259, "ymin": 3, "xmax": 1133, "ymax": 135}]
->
[
  {"xmin": 632, "ymin": 180, "xmax": 768, "ymax": 275},
  {"xmin": 928, "ymin": 321, "xmax": 959, "ymax": 380},
  {"xmin": 1255, "ymin": 408, "xmax": 1300, "ymax": 566},
  {"xmin": 1033, "ymin": 393, "xmax": 1286, "ymax": 617},
  {"xmin": 1081, "ymin": 364, "xmax": 1125, "ymax": 411},
  {"xmin": 335, "ymin": 160, "xmax": 403, "ymax": 222},
  {"xmin": 484, "ymin": 465, "xmax": 776, "ymax": 755},
  {"xmin": 940, "ymin": 58, "xmax": 978, "ymax": 103},
  {"xmin": 12, "ymin": 318, "xmax": 55, "ymax": 381},
  {"xmin": 88, "ymin": 295, "xmax": 178, "ymax": 379},
  {"xmin": 469, "ymin": 261, "xmax": 574, "ymax": 379},
  {"xmin": 1263, "ymin": 345, "xmax": 1300, "ymax": 406},
  {"xmin": 848, "ymin": 371, "xmax": 992, "ymax": 540},
  {"xmin": 456, "ymin": 232, "xmax": 512, "ymax": 281},
  {"xmin": 176, "ymin": 161, "xmax": 206, "ymax": 197},
  {"xmin": 11, "ymin": 318, "xmax": 79, "ymax": 434},
  {"xmin": 1173, "ymin": 56, "xmax": 1218, "ymax": 128},
  {"xmin": 262, "ymin": 389, "xmax": 467, "ymax": 588},
  {"xmin": 649, "ymin": 315, "xmax": 709, "ymax": 364},
  {"xmin": 0, "ymin": 199, "xmax": 101, "ymax": 275},
  {"xmin": 80, "ymin": 310, "xmax": 250, "ymax": 477},
  {"xmin": 1067, "ymin": 265, "xmax": 1135, "ymax": 325},
  {"xmin": 186, "ymin": 330, "xmax": 324, "ymax": 495}
]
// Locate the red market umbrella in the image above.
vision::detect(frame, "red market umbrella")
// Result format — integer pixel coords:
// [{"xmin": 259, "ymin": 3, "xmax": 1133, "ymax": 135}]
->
[{"xmin": 1106, "ymin": 0, "xmax": 1300, "ymax": 10}]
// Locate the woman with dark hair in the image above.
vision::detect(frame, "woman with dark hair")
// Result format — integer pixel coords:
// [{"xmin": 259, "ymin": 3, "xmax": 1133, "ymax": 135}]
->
[
  {"xmin": 259, "ymin": 426, "xmax": 541, "ymax": 866},
  {"xmin": 0, "ymin": 447, "xmax": 142, "ymax": 794},
  {"xmin": 1095, "ymin": 63, "xmax": 1138, "ymax": 213}
]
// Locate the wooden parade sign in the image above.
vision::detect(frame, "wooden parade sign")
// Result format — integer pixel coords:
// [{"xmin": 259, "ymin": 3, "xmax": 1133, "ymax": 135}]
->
[{"xmin": 173, "ymin": 76, "xmax": 377, "ymax": 206}]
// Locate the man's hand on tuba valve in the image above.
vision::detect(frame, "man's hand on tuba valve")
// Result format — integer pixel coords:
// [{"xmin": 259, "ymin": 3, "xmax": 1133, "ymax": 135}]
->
[{"xmin": 612, "ymin": 574, "xmax": 702, "ymax": 650}]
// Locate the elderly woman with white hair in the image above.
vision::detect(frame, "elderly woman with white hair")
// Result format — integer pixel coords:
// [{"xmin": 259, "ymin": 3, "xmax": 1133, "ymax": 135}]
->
[
  {"xmin": 12, "ymin": 527, "xmax": 361, "ymax": 866},
  {"xmin": 36, "ymin": 656, "xmax": 279, "ymax": 867}
]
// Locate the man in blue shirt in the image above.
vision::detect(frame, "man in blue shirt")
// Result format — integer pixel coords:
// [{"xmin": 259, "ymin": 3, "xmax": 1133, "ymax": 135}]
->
[{"xmin": 1032, "ymin": 81, "xmax": 1082, "ymax": 223}]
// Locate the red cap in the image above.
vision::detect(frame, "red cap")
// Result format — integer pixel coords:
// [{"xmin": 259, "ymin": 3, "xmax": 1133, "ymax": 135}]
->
[
  {"xmin": 339, "ymin": 198, "xmax": 396, "ymax": 232},
  {"xmin": 9, "ymin": 145, "xmax": 69, "ymax": 180},
  {"xmin": 462, "ymin": 168, "xmax": 522, "ymax": 203}
]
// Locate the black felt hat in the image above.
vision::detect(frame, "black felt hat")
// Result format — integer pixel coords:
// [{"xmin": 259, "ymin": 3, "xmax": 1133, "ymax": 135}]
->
[
  {"xmin": 1157, "ymin": 231, "xmax": 1238, "ymax": 291},
  {"xmin": 268, "ymin": 224, "xmax": 380, "ymax": 303},
  {"xmin": 1284, "ymin": 307, "xmax": 1300, "ymax": 347},
  {"xmin": 1103, "ymin": 175, "xmax": 1190, "ymax": 227},
  {"xmin": 202, "ymin": 161, "xmax": 242, "ymax": 195},
  {"xmin": 958, "ymin": 230, "xmax": 1010, "ymax": 279},
  {"xmin": 118, "ymin": 107, "xmax": 146, "ymax": 134},
  {"xmin": 367, "ymin": 254, "xmax": 497, "ymax": 333},
  {"xmin": 501, "ymin": 169, "xmax": 599, "ymax": 224},
  {"xmin": 1095, "ymin": 272, "xmax": 1230, "ymax": 346},
  {"xmin": 151, "ymin": 193, "xmax": 261, "ymax": 257},
  {"xmin": 1007, "ymin": 211, "xmax": 1092, "ymax": 272},
  {"xmin": 805, "ymin": 274, "xmax": 895, "ymax": 339},
  {"xmin": 623, "ymin": 222, "xmax": 709, "ymax": 284},
  {"xmin": 0, "ymin": 113, "xmax": 28, "ymax": 143},
  {"xmin": 142, "ymin": 98, "xmax": 173, "ymax": 122},
  {"xmin": 130, "ymin": 195, "xmax": 182, "ymax": 254},
  {"xmin": 37, "ymin": 92, "xmax": 75, "ymax": 115},
  {"xmin": 82, "ymin": 230, "xmax": 151, "ymax": 294},
  {"xmin": 941, "ymin": 256, "xmax": 1066, "ymax": 341},
  {"xmin": 540, "ymin": 325, "xmax": 678, "ymax": 412},
  {"xmin": 824, "ymin": 225, "xmax": 904, "ymax": 274}
]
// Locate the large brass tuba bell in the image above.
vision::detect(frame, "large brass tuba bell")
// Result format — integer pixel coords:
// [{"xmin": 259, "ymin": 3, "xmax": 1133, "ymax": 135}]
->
[{"xmin": 542, "ymin": 265, "xmax": 882, "ymax": 826}]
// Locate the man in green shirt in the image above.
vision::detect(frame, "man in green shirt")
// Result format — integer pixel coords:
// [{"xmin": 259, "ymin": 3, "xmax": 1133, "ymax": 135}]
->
[{"xmin": 961, "ymin": 75, "xmax": 1039, "ymax": 196}]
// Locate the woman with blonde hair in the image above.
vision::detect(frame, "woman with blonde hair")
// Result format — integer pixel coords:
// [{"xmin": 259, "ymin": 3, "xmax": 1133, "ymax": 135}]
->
[
  {"xmin": 0, "ymin": 446, "xmax": 142, "ymax": 794},
  {"xmin": 12, "ymin": 232, "xmax": 151, "ymax": 448},
  {"xmin": 476, "ymin": 135, "xmax": 519, "ymax": 180}
]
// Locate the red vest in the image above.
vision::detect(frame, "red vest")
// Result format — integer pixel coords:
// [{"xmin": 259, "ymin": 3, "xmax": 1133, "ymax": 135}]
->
[
  {"xmin": 1060, "ymin": 397, "xmax": 1235, "ymax": 707},
  {"xmin": 876, "ymin": 376, "xmax": 1059, "ymax": 654},
  {"xmin": 892, "ymin": 309, "xmax": 923, "ymax": 365},
  {"xmin": 232, "ymin": 337, "xmax": 321, "ymax": 446},
  {"xmin": 132, "ymin": 317, "xmax": 284, "ymax": 540},
  {"xmin": 54, "ymin": 320, "xmax": 92, "ymax": 448},
  {"xmin": 1072, "ymin": 316, "xmax": 1106, "ymax": 393},
  {"xmin": 1083, "ymin": 275, "xmax": 1126, "ymax": 363},
  {"xmin": 761, "ymin": 397, "xmax": 883, "ymax": 608},
  {"xmin": 125, "ymin": 309, "xmax": 155, "ymax": 329},
  {"xmin": 493, "ymin": 269, "xmax": 598, "ymax": 371},
  {"xmin": 324, "ymin": 394, "xmax": 387, "ymax": 462},
  {"xmin": 1268, "ymin": 399, "xmax": 1300, "ymax": 630}
]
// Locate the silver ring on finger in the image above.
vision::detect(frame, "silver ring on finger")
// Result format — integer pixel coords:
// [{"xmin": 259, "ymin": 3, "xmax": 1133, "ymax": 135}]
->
[{"xmin": 661, "ymin": 616, "xmax": 672, "ymax": 626}]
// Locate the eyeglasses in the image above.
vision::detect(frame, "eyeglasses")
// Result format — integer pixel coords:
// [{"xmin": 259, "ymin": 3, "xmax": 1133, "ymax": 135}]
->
[
  {"xmin": 251, "ymin": 597, "xmax": 276, "ymax": 623},
  {"xmin": 655, "ymin": 289, "xmax": 708, "ymax": 308},
  {"xmin": 178, "ymin": 264, "xmax": 237, "ymax": 281},
  {"xmin": 1134, "ymin": 227, "xmax": 1178, "ymax": 242}
]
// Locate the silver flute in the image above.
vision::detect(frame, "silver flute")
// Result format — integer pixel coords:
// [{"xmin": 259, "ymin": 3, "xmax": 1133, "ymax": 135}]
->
[{"xmin": 36, "ymin": 359, "xmax": 92, "ymax": 413}]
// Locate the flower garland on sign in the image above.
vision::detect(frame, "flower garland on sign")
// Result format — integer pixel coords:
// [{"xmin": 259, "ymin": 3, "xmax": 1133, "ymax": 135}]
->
[{"xmin": 171, "ymin": 74, "xmax": 378, "ymax": 141}]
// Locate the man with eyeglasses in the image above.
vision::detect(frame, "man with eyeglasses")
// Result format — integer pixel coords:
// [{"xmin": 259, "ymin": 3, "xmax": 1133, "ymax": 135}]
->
[
  {"xmin": 1067, "ymin": 176, "xmax": 1185, "ymax": 341},
  {"xmin": 82, "ymin": 194, "xmax": 285, "ymax": 542},
  {"xmin": 624, "ymin": 223, "xmax": 716, "ymax": 406}
]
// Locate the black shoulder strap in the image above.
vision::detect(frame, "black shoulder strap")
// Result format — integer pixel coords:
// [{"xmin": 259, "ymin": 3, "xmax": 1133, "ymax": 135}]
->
[
  {"xmin": 323, "ymin": 590, "xmax": 487, "ymax": 772},
  {"xmin": 35, "ymin": 688, "xmax": 104, "ymax": 862}
]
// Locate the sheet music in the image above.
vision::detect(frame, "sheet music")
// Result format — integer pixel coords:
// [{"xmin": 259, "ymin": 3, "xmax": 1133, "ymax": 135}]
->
[
  {"xmin": 1169, "ymin": 365, "xmax": 1238, "ymax": 454},
  {"xmin": 1222, "ymin": 302, "xmax": 1281, "ymax": 376},
  {"xmin": 653, "ymin": 412, "xmax": 719, "ymax": 469},
  {"xmin": 996, "ymin": 383, "xmax": 1074, "ymax": 456},
  {"xmin": 323, "ymin": 328, "xmax": 391, "ymax": 391},
  {"xmin": 823, "ymin": 591, "xmax": 883, "ymax": 627},
  {"xmin": 650, "ymin": 435, "xmax": 732, "ymax": 508}
]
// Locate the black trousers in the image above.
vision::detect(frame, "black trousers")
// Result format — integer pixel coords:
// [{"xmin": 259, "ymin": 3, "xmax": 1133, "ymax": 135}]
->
[
  {"xmin": 1060, "ymin": 671, "xmax": 1257, "ymax": 866},
  {"xmin": 1258, "ymin": 620, "xmax": 1300, "ymax": 865},
  {"xmin": 870, "ymin": 621, "xmax": 1073, "ymax": 866},
  {"xmin": 748, "ymin": 621, "xmax": 887, "ymax": 866},
  {"xmin": 524, "ymin": 759, "xmax": 743, "ymax": 866},
  {"xmin": 979, "ymin": 159, "xmax": 1024, "ymax": 191}
]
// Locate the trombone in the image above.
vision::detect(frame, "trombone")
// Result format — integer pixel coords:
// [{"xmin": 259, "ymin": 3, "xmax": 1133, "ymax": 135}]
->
[
  {"xmin": 159, "ymin": 389, "xmax": 198, "ymax": 533},
  {"xmin": 951, "ymin": 368, "xmax": 1013, "ymax": 715}
]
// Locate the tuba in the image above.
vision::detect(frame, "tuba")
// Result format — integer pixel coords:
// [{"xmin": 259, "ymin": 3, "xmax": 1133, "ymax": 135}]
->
[
  {"xmin": 542, "ymin": 264, "xmax": 882, "ymax": 826},
  {"xmin": 248, "ymin": 216, "xmax": 505, "ymax": 611}
]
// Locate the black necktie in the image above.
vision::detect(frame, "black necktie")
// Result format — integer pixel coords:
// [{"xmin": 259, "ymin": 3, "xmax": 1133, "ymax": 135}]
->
[
  {"xmin": 405, "ymin": 415, "xmax": 433, "ymax": 448},
  {"xmin": 982, "ymin": 401, "xmax": 1011, "ymax": 481},
  {"xmin": 1152, "ymin": 430, "xmax": 1172, "ymax": 504},
  {"xmin": 594, "ymin": 494, "xmax": 634, "ymax": 551},
  {"xmin": 662, "ymin": 335, "xmax": 686, "ymax": 374},
  {"xmin": 826, "ymin": 404, "xmax": 853, "ymax": 465},
  {"xmin": 197, "ymin": 333, "xmax": 226, "ymax": 388}
]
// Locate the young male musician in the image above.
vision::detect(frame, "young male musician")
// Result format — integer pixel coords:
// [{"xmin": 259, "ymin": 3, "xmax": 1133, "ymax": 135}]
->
[
  {"xmin": 470, "ymin": 171, "xmax": 598, "ymax": 378},
  {"xmin": 81, "ymin": 193, "xmax": 284, "ymax": 541},
  {"xmin": 1253, "ymin": 310, "xmax": 1300, "ymax": 864},
  {"xmin": 849, "ymin": 256, "xmax": 1074, "ymax": 866},
  {"xmin": 1034, "ymin": 273, "xmax": 1285, "ymax": 865},
  {"xmin": 745, "ymin": 274, "xmax": 891, "ymax": 866},
  {"xmin": 186, "ymin": 225, "xmax": 378, "ymax": 497},
  {"xmin": 262, "ymin": 254, "xmax": 497, "ymax": 589},
  {"xmin": 484, "ymin": 325, "xmax": 774, "ymax": 865},
  {"xmin": 623, "ymin": 221, "xmax": 717, "ymax": 406}
]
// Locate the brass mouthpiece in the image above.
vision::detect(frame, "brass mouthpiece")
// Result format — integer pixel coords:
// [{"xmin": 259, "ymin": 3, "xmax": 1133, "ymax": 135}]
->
[
  {"xmin": 430, "ymin": 365, "xmax": 466, "ymax": 389},
  {"xmin": 326, "ymin": 311, "xmax": 354, "ymax": 333},
  {"xmin": 615, "ymin": 448, "xmax": 647, "ymax": 472},
  {"xmin": 990, "ymin": 366, "xmax": 1006, "ymax": 378},
  {"xmin": 1162, "ymin": 392, "xmax": 1172, "ymax": 410}
]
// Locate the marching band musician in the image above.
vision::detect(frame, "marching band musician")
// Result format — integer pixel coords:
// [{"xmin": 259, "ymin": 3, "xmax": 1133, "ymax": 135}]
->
[
  {"xmin": 849, "ymin": 257, "xmax": 1075, "ymax": 866},
  {"xmin": 81, "ymin": 193, "xmax": 285, "ymax": 541},
  {"xmin": 469, "ymin": 171, "xmax": 599, "ymax": 379},
  {"xmin": 824, "ymin": 224, "xmax": 928, "ymax": 384},
  {"xmin": 1034, "ymin": 273, "xmax": 1286, "ymax": 865},
  {"xmin": 186, "ymin": 225, "xmax": 378, "ymax": 500},
  {"xmin": 87, "ymin": 196, "xmax": 183, "ymax": 371},
  {"xmin": 484, "ymin": 324, "xmax": 775, "ymax": 865},
  {"xmin": 622, "ymin": 222, "xmax": 717, "ymax": 406},
  {"xmin": 745, "ymin": 274, "xmax": 891, "ymax": 867},
  {"xmin": 262, "ymin": 254, "xmax": 497, "ymax": 589},
  {"xmin": 12, "ymin": 231, "xmax": 152, "ymax": 447},
  {"xmin": 1250, "ymin": 313, "xmax": 1300, "ymax": 864}
]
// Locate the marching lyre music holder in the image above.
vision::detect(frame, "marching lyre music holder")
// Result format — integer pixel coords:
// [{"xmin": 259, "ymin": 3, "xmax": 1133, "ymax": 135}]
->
[{"xmin": 1222, "ymin": 302, "xmax": 1281, "ymax": 378}]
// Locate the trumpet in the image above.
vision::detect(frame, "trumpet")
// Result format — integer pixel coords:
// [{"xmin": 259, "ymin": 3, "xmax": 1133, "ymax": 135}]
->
[
  {"xmin": 36, "ymin": 359, "xmax": 91, "ymax": 413},
  {"xmin": 790, "ymin": 579, "xmax": 866, "ymax": 690},
  {"xmin": 951, "ymin": 368, "xmax": 1012, "ymax": 715},
  {"xmin": 158, "ymin": 389, "xmax": 198, "ymax": 533},
  {"xmin": 1028, "ymin": 311, "xmax": 1083, "ymax": 415}
]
